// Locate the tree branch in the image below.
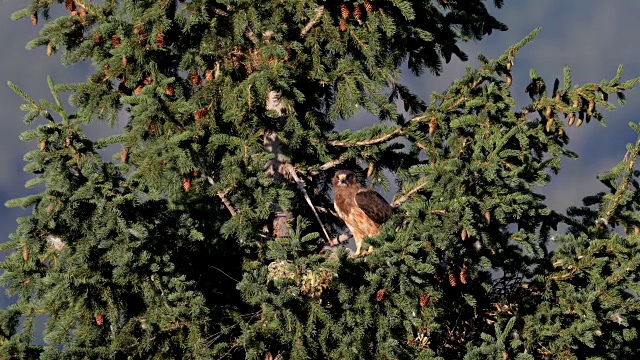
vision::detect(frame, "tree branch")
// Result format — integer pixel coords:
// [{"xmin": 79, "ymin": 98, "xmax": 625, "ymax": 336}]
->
[
  {"xmin": 328, "ymin": 128, "xmax": 402, "ymax": 147},
  {"xmin": 392, "ymin": 179, "xmax": 429, "ymax": 207},
  {"xmin": 205, "ymin": 176, "xmax": 237, "ymax": 217},
  {"xmin": 309, "ymin": 157, "xmax": 347, "ymax": 175},
  {"xmin": 281, "ymin": 163, "xmax": 333, "ymax": 244},
  {"xmin": 603, "ymin": 136, "xmax": 640, "ymax": 222},
  {"xmin": 300, "ymin": 6, "xmax": 324, "ymax": 37},
  {"xmin": 217, "ymin": 191, "xmax": 237, "ymax": 217}
]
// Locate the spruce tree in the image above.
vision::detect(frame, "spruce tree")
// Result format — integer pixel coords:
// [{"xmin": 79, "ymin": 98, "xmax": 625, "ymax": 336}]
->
[{"xmin": 2, "ymin": 1, "xmax": 640, "ymax": 359}]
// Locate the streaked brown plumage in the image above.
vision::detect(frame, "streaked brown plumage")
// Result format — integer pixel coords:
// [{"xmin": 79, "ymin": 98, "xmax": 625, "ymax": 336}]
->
[{"xmin": 332, "ymin": 170, "xmax": 393, "ymax": 256}]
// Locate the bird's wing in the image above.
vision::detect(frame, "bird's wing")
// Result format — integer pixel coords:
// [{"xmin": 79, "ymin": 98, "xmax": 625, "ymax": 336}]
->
[{"xmin": 355, "ymin": 189, "xmax": 393, "ymax": 224}]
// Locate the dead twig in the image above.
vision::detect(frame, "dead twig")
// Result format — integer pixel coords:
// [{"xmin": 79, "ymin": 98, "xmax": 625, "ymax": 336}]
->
[
  {"xmin": 328, "ymin": 128, "xmax": 402, "ymax": 147},
  {"xmin": 217, "ymin": 190, "xmax": 237, "ymax": 217},
  {"xmin": 301, "ymin": 6, "xmax": 325, "ymax": 37},
  {"xmin": 206, "ymin": 176, "xmax": 237, "ymax": 217},
  {"xmin": 392, "ymin": 179, "xmax": 429, "ymax": 207},
  {"xmin": 309, "ymin": 157, "xmax": 347, "ymax": 175},
  {"xmin": 281, "ymin": 163, "xmax": 332, "ymax": 244}
]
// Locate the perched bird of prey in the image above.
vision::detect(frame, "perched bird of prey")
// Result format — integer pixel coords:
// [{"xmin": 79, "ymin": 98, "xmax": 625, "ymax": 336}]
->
[{"xmin": 332, "ymin": 170, "xmax": 394, "ymax": 256}]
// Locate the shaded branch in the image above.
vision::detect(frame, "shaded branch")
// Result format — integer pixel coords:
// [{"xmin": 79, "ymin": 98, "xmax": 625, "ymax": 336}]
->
[{"xmin": 281, "ymin": 163, "xmax": 332, "ymax": 244}]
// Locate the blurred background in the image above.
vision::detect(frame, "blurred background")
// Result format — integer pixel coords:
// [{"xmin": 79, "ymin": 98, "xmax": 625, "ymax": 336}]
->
[{"xmin": 2, "ymin": 1, "xmax": 640, "ymax": 308}]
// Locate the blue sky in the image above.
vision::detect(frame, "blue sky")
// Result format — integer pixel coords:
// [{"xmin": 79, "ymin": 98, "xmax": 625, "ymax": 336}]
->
[{"xmin": 1, "ymin": 1, "xmax": 640, "ymax": 306}]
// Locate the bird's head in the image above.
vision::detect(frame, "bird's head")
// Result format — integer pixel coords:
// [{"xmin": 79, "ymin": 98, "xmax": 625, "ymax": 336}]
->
[{"xmin": 332, "ymin": 170, "xmax": 356, "ymax": 187}]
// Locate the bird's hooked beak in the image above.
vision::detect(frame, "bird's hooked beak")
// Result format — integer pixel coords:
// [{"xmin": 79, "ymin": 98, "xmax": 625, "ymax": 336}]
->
[{"xmin": 337, "ymin": 173, "xmax": 347, "ymax": 185}]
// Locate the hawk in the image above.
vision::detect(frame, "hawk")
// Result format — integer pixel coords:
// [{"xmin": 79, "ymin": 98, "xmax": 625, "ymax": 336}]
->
[{"xmin": 332, "ymin": 170, "xmax": 393, "ymax": 256}]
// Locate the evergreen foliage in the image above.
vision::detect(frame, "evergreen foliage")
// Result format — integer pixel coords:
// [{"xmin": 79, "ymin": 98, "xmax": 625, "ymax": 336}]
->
[{"xmin": 2, "ymin": 0, "xmax": 640, "ymax": 359}]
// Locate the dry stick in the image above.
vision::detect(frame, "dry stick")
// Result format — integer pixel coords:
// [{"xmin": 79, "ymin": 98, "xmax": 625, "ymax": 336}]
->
[
  {"xmin": 391, "ymin": 179, "xmax": 429, "ymax": 207},
  {"xmin": 300, "ymin": 6, "xmax": 325, "ymax": 37},
  {"xmin": 206, "ymin": 176, "xmax": 237, "ymax": 217},
  {"xmin": 217, "ymin": 191, "xmax": 237, "ymax": 217},
  {"xmin": 328, "ymin": 128, "xmax": 402, "ymax": 147},
  {"xmin": 213, "ymin": 7, "xmax": 229, "ymax": 16},
  {"xmin": 309, "ymin": 157, "xmax": 347, "ymax": 175},
  {"xmin": 282, "ymin": 163, "xmax": 333, "ymax": 244}
]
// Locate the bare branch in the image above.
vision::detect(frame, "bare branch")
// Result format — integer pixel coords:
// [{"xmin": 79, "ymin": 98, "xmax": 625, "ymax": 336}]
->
[
  {"xmin": 391, "ymin": 179, "xmax": 429, "ymax": 207},
  {"xmin": 301, "ymin": 6, "xmax": 325, "ymax": 37},
  {"xmin": 328, "ymin": 128, "xmax": 402, "ymax": 147},
  {"xmin": 320, "ymin": 158, "xmax": 345, "ymax": 170},
  {"xmin": 205, "ymin": 176, "xmax": 237, "ymax": 217},
  {"xmin": 282, "ymin": 163, "xmax": 333, "ymax": 244},
  {"xmin": 213, "ymin": 7, "xmax": 229, "ymax": 16},
  {"xmin": 309, "ymin": 157, "xmax": 347, "ymax": 175},
  {"xmin": 217, "ymin": 190, "xmax": 237, "ymax": 217}
]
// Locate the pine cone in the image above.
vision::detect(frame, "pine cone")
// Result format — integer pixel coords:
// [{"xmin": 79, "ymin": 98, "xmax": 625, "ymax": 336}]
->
[
  {"xmin": 448, "ymin": 272, "xmax": 457, "ymax": 287},
  {"xmin": 95, "ymin": 312, "xmax": 104, "ymax": 326},
  {"xmin": 47, "ymin": 41, "xmax": 53, "ymax": 56},
  {"xmin": 121, "ymin": 147, "xmax": 129, "ymax": 163},
  {"xmin": 419, "ymin": 293, "xmax": 430, "ymax": 307},
  {"xmin": 353, "ymin": 4, "xmax": 362, "ymax": 20},
  {"xmin": 205, "ymin": 69, "xmax": 214, "ymax": 81},
  {"xmin": 122, "ymin": 56, "xmax": 127, "ymax": 66},
  {"xmin": 194, "ymin": 107, "xmax": 207, "ymax": 120},
  {"xmin": 364, "ymin": 1, "xmax": 373, "ymax": 12},
  {"xmin": 182, "ymin": 177, "xmax": 191, "ymax": 192},
  {"xmin": 429, "ymin": 116, "xmax": 437, "ymax": 135},
  {"xmin": 376, "ymin": 289, "xmax": 387, "ymax": 301},
  {"xmin": 587, "ymin": 99, "xmax": 595, "ymax": 115},
  {"xmin": 460, "ymin": 265, "xmax": 468, "ymax": 284},
  {"xmin": 143, "ymin": 76, "xmax": 152, "ymax": 85},
  {"xmin": 339, "ymin": 19, "xmax": 347, "ymax": 32},
  {"xmin": 341, "ymin": 4, "xmax": 350, "ymax": 19},
  {"xmin": 190, "ymin": 72, "xmax": 202, "ymax": 85},
  {"xmin": 31, "ymin": 14, "xmax": 38, "ymax": 26},
  {"xmin": 165, "ymin": 84, "xmax": 175, "ymax": 96},
  {"xmin": 134, "ymin": 85, "xmax": 143, "ymax": 95},
  {"xmin": 112, "ymin": 34, "xmax": 120, "ymax": 48},
  {"xmin": 155, "ymin": 32, "xmax": 165, "ymax": 48},
  {"xmin": 92, "ymin": 33, "xmax": 101, "ymax": 44},
  {"xmin": 137, "ymin": 30, "xmax": 147, "ymax": 44},
  {"xmin": 22, "ymin": 242, "xmax": 28, "ymax": 261}
]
